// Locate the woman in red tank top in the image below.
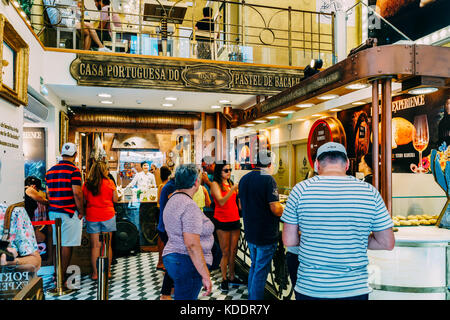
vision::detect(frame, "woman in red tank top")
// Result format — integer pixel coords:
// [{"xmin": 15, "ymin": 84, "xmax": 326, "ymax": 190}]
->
[{"xmin": 210, "ymin": 162, "xmax": 243, "ymax": 292}]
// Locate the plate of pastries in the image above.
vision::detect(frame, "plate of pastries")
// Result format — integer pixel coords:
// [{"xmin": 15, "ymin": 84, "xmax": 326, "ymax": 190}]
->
[{"xmin": 393, "ymin": 215, "xmax": 438, "ymax": 227}]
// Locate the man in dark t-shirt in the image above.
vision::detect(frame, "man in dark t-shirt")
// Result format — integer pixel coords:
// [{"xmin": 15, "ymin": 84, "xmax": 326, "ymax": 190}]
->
[{"xmin": 238, "ymin": 151, "xmax": 284, "ymax": 300}]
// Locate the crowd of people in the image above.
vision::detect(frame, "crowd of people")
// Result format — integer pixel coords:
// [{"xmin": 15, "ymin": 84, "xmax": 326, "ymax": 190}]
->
[{"xmin": 0, "ymin": 141, "xmax": 395, "ymax": 301}]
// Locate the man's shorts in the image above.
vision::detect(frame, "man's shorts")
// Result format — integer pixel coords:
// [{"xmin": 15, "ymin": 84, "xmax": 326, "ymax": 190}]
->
[
  {"xmin": 48, "ymin": 211, "xmax": 83, "ymax": 247},
  {"xmin": 86, "ymin": 216, "xmax": 117, "ymax": 234}
]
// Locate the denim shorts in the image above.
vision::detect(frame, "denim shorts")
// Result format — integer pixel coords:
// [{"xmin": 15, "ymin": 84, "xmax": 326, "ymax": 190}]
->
[
  {"xmin": 48, "ymin": 211, "xmax": 82, "ymax": 247},
  {"xmin": 86, "ymin": 216, "xmax": 117, "ymax": 234}
]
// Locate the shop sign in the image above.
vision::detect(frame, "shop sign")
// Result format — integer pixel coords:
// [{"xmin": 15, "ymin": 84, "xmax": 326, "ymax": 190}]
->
[
  {"xmin": 0, "ymin": 267, "xmax": 33, "ymax": 299},
  {"xmin": 260, "ymin": 70, "xmax": 342, "ymax": 113},
  {"xmin": 70, "ymin": 54, "xmax": 304, "ymax": 95}
]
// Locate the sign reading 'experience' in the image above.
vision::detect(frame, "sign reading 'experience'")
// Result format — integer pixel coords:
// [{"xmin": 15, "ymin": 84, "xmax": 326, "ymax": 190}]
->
[{"xmin": 70, "ymin": 54, "xmax": 304, "ymax": 95}]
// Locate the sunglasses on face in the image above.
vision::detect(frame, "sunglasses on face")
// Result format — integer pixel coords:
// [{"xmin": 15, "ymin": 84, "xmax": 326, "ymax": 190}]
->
[{"xmin": 222, "ymin": 169, "xmax": 231, "ymax": 173}]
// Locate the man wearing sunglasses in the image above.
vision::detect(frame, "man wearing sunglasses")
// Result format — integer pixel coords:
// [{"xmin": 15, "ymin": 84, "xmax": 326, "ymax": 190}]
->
[{"xmin": 238, "ymin": 150, "xmax": 284, "ymax": 300}]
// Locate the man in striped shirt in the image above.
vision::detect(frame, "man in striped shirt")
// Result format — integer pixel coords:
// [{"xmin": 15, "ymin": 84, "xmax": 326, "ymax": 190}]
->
[
  {"xmin": 281, "ymin": 142, "xmax": 394, "ymax": 300},
  {"xmin": 46, "ymin": 142, "xmax": 84, "ymax": 286}
]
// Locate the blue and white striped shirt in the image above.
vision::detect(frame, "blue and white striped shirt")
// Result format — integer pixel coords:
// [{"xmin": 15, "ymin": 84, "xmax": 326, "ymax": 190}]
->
[{"xmin": 281, "ymin": 175, "xmax": 393, "ymax": 298}]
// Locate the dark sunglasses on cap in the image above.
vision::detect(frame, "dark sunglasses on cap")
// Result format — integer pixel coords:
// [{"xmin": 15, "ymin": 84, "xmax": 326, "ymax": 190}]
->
[{"xmin": 222, "ymin": 168, "xmax": 232, "ymax": 173}]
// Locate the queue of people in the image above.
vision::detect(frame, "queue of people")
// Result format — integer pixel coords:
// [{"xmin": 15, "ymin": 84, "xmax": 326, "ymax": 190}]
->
[{"xmin": 0, "ymin": 141, "xmax": 395, "ymax": 301}]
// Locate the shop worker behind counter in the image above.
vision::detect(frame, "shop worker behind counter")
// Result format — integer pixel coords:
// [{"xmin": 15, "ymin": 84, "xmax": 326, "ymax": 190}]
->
[
  {"xmin": 45, "ymin": 143, "xmax": 84, "ymax": 288},
  {"xmin": 282, "ymin": 142, "xmax": 395, "ymax": 301},
  {"xmin": 238, "ymin": 150, "xmax": 284, "ymax": 300}
]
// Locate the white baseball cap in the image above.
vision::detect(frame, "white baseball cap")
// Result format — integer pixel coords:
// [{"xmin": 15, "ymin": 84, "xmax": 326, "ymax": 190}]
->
[
  {"xmin": 316, "ymin": 142, "xmax": 347, "ymax": 159},
  {"xmin": 61, "ymin": 142, "xmax": 77, "ymax": 156}
]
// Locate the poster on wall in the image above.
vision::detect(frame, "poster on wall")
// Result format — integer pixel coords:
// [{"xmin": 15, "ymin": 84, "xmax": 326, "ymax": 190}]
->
[
  {"xmin": 368, "ymin": 0, "xmax": 450, "ymax": 44},
  {"xmin": 23, "ymin": 127, "xmax": 46, "ymax": 187},
  {"xmin": 337, "ymin": 89, "xmax": 450, "ymax": 174}
]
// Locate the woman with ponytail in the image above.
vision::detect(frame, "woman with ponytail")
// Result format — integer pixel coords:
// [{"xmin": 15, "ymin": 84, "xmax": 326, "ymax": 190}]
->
[{"xmin": 82, "ymin": 160, "xmax": 118, "ymax": 280}]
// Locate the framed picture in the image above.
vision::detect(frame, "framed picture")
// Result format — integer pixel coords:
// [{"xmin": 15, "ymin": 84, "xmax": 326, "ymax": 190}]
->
[
  {"xmin": 59, "ymin": 111, "xmax": 69, "ymax": 152},
  {"xmin": 0, "ymin": 14, "xmax": 29, "ymax": 107}
]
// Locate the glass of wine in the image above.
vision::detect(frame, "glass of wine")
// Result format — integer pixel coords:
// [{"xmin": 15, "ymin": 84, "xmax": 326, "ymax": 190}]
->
[{"xmin": 412, "ymin": 114, "xmax": 429, "ymax": 173}]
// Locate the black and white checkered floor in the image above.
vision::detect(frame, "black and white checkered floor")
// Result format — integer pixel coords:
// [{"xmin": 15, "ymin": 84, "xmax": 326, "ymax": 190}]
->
[{"xmin": 43, "ymin": 252, "xmax": 248, "ymax": 300}]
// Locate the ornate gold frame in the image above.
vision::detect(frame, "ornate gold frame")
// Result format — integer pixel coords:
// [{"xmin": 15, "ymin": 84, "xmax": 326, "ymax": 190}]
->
[{"xmin": 0, "ymin": 14, "xmax": 29, "ymax": 107}]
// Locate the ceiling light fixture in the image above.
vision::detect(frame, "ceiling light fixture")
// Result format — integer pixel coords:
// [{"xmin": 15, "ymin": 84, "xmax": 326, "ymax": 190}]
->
[
  {"xmin": 254, "ymin": 120, "xmax": 267, "ymax": 123},
  {"xmin": 329, "ymin": 108, "xmax": 342, "ymax": 112},
  {"xmin": 407, "ymin": 87, "xmax": 438, "ymax": 95},
  {"xmin": 162, "ymin": 103, "xmax": 173, "ymax": 107},
  {"xmin": 211, "ymin": 105, "xmax": 221, "ymax": 109},
  {"xmin": 266, "ymin": 116, "xmax": 279, "ymax": 119},
  {"xmin": 318, "ymin": 94, "xmax": 339, "ymax": 100},
  {"xmin": 352, "ymin": 101, "xmax": 366, "ymax": 105},
  {"xmin": 345, "ymin": 83, "xmax": 370, "ymax": 90},
  {"xmin": 98, "ymin": 93, "xmax": 112, "ymax": 98},
  {"xmin": 296, "ymin": 118, "xmax": 305, "ymax": 121},
  {"xmin": 244, "ymin": 123, "xmax": 255, "ymax": 127},
  {"xmin": 311, "ymin": 114, "xmax": 322, "ymax": 117},
  {"xmin": 219, "ymin": 99, "xmax": 231, "ymax": 104},
  {"xmin": 165, "ymin": 97, "xmax": 177, "ymax": 101},
  {"xmin": 296, "ymin": 103, "xmax": 314, "ymax": 108},
  {"xmin": 280, "ymin": 110, "xmax": 295, "ymax": 114},
  {"xmin": 100, "ymin": 100, "xmax": 113, "ymax": 104}
]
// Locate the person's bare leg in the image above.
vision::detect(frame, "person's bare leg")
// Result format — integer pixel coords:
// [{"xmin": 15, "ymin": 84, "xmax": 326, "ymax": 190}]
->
[
  {"xmin": 217, "ymin": 229, "xmax": 231, "ymax": 281},
  {"xmin": 84, "ymin": 34, "xmax": 91, "ymax": 50},
  {"xmin": 89, "ymin": 233, "xmax": 101, "ymax": 280},
  {"xmin": 228, "ymin": 229, "xmax": 240, "ymax": 281},
  {"xmin": 61, "ymin": 246, "xmax": 73, "ymax": 285}
]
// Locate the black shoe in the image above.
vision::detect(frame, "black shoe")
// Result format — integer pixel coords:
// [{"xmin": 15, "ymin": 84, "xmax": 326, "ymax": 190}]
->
[
  {"xmin": 228, "ymin": 276, "xmax": 246, "ymax": 287},
  {"xmin": 220, "ymin": 280, "xmax": 229, "ymax": 292}
]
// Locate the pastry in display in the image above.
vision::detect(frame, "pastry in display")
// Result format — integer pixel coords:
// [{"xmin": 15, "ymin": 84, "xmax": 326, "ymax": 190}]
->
[
  {"xmin": 419, "ymin": 219, "xmax": 430, "ymax": 225},
  {"xmin": 376, "ymin": 118, "xmax": 414, "ymax": 149},
  {"xmin": 407, "ymin": 215, "xmax": 417, "ymax": 220},
  {"xmin": 429, "ymin": 219, "xmax": 437, "ymax": 224},
  {"xmin": 393, "ymin": 221, "xmax": 400, "ymax": 226},
  {"xmin": 400, "ymin": 220, "xmax": 412, "ymax": 226},
  {"xmin": 409, "ymin": 219, "xmax": 420, "ymax": 226},
  {"xmin": 396, "ymin": 215, "xmax": 406, "ymax": 220}
]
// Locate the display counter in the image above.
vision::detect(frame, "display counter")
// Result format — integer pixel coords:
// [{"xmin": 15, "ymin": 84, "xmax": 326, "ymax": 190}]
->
[{"xmin": 368, "ymin": 226, "xmax": 450, "ymax": 300}]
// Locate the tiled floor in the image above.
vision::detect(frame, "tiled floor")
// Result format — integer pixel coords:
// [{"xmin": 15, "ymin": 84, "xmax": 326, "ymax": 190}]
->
[{"xmin": 43, "ymin": 252, "xmax": 248, "ymax": 300}]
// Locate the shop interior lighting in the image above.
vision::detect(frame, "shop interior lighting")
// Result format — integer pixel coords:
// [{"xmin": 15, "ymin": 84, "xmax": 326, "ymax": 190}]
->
[
  {"xmin": 266, "ymin": 116, "xmax": 279, "ymax": 119},
  {"xmin": 329, "ymin": 108, "xmax": 342, "ymax": 112},
  {"xmin": 296, "ymin": 118, "xmax": 306, "ymax": 121},
  {"xmin": 98, "ymin": 93, "xmax": 112, "ymax": 98},
  {"xmin": 244, "ymin": 123, "xmax": 255, "ymax": 127},
  {"xmin": 318, "ymin": 94, "xmax": 339, "ymax": 100},
  {"xmin": 254, "ymin": 120, "xmax": 267, "ymax": 123},
  {"xmin": 311, "ymin": 114, "xmax": 322, "ymax": 117},
  {"xmin": 296, "ymin": 103, "xmax": 314, "ymax": 108},
  {"xmin": 162, "ymin": 103, "xmax": 173, "ymax": 107},
  {"xmin": 352, "ymin": 101, "xmax": 366, "ymax": 105},
  {"xmin": 165, "ymin": 97, "xmax": 177, "ymax": 101},
  {"xmin": 211, "ymin": 105, "xmax": 221, "ymax": 109},
  {"xmin": 345, "ymin": 83, "xmax": 370, "ymax": 90},
  {"xmin": 100, "ymin": 100, "xmax": 113, "ymax": 104},
  {"xmin": 280, "ymin": 110, "xmax": 295, "ymax": 114},
  {"xmin": 407, "ymin": 87, "xmax": 438, "ymax": 95},
  {"xmin": 219, "ymin": 99, "xmax": 231, "ymax": 104}
]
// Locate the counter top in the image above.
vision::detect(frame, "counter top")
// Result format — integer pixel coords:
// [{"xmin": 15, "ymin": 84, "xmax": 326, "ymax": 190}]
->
[
  {"xmin": 394, "ymin": 226, "xmax": 450, "ymax": 243},
  {"xmin": 115, "ymin": 200, "xmax": 157, "ymax": 204}
]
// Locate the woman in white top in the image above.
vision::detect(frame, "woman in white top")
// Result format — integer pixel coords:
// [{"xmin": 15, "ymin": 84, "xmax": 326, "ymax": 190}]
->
[{"xmin": 127, "ymin": 161, "xmax": 156, "ymax": 190}]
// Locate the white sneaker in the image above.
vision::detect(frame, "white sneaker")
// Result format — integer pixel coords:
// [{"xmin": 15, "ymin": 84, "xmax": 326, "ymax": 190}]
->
[{"xmin": 99, "ymin": 47, "xmax": 112, "ymax": 52}]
